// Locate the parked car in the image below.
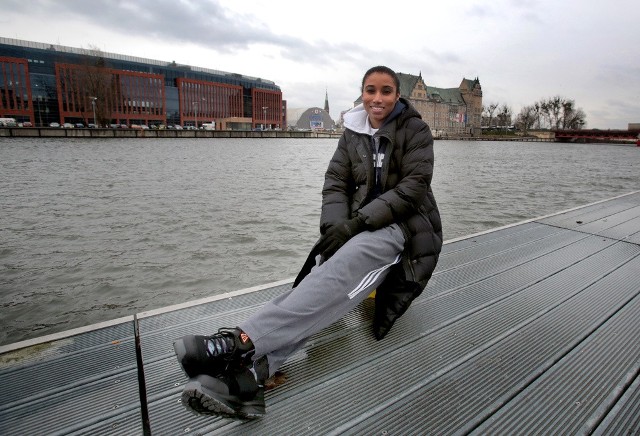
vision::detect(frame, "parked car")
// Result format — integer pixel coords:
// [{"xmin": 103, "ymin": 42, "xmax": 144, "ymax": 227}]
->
[
  {"xmin": 22, "ymin": 121, "xmax": 33, "ymax": 127},
  {"xmin": 119, "ymin": 124, "xmax": 128, "ymax": 129},
  {"xmin": 0, "ymin": 117, "xmax": 18, "ymax": 127},
  {"xmin": 174, "ymin": 125, "xmax": 183, "ymax": 130},
  {"xmin": 109, "ymin": 124, "xmax": 118, "ymax": 129},
  {"xmin": 62, "ymin": 123, "xmax": 74, "ymax": 128},
  {"xmin": 87, "ymin": 123, "xmax": 97, "ymax": 128},
  {"xmin": 140, "ymin": 124, "xmax": 150, "ymax": 130},
  {"xmin": 49, "ymin": 122, "xmax": 61, "ymax": 128},
  {"xmin": 75, "ymin": 123, "xmax": 84, "ymax": 128}
]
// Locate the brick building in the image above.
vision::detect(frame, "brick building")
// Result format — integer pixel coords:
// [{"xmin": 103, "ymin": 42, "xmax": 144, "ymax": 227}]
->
[
  {"xmin": 397, "ymin": 72, "xmax": 483, "ymax": 136},
  {"xmin": 0, "ymin": 37, "xmax": 285, "ymax": 130}
]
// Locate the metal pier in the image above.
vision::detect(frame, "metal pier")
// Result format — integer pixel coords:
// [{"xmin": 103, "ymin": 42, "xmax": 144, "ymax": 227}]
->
[{"xmin": 2, "ymin": 191, "xmax": 639, "ymax": 434}]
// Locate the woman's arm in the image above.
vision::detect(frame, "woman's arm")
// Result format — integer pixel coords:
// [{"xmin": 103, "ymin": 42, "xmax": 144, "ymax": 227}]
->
[
  {"xmin": 320, "ymin": 134, "xmax": 355, "ymax": 231},
  {"xmin": 359, "ymin": 120, "xmax": 434, "ymax": 229}
]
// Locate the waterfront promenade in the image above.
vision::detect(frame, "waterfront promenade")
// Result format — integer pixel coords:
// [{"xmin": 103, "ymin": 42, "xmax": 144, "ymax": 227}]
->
[
  {"xmin": 0, "ymin": 127, "xmax": 342, "ymax": 139},
  {"xmin": 0, "ymin": 126, "xmax": 550, "ymax": 141},
  {"xmin": 1, "ymin": 191, "xmax": 639, "ymax": 434},
  {"xmin": 5, "ymin": 127, "xmax": 636, "ymax": 143}
]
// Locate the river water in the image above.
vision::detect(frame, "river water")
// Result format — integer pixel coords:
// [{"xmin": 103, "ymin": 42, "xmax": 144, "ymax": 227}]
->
[{"xmin": 1, "ymin": 137, "xmax": 638, "ymax": 345}]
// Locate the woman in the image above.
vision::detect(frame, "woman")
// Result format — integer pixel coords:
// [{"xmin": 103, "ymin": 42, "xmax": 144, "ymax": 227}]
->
[{"xmin": 173, "ymin": 65, "xmax": 443, "ymax": 419}]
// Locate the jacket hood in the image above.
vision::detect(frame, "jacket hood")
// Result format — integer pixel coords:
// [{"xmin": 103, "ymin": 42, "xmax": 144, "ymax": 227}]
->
[
  {"xmin": 343, "ymin": 100, "xmax": 407, "ymax": 135},
  {"xmin": 342, "ymin": 104, "xmax": 371, "ymax": 134}
]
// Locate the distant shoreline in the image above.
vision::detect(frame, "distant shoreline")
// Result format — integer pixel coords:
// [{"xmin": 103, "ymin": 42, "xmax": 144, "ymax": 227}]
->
[
  {"xmin": 0, "ymin": 127, "xmax": 342, "ymax": 139},
  {"xmin": 0, "ymin": 127, "xmax": 545, "ymax": 141},
  {"xmin": 2, "ymin": 128, "xmax": 637, "ymax": 144}
]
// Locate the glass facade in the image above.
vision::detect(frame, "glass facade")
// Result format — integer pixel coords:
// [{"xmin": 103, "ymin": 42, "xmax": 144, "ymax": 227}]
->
[
  {"xmin": 0, "ymin": 38, "xmax": 283, "ymax": 129},
  {"xmin": 0, "ymin": 57, "xmax": 31, "ymax": 119}
]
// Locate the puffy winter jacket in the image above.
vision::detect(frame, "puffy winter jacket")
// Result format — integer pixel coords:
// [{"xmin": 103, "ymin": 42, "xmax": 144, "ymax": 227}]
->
[{"xmin": 295, "ymin": 98, "xmax": 442, "ymax": 339}]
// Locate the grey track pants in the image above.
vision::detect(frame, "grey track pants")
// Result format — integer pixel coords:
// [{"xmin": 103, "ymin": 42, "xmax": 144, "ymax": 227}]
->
[{"xmin": 239, "ymin": 224, "xmax": 405, "ymax": 376}]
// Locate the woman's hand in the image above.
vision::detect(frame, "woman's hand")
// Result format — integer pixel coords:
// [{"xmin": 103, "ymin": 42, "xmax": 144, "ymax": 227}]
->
[{"xmin": 316, "ymin": 216, "xmax": 365, "ymax": 258}]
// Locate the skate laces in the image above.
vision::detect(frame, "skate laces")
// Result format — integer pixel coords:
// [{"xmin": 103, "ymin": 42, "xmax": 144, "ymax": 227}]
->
[{"xmin": 204, "ymin": 329, "xmax": 237, "ymax": 358}]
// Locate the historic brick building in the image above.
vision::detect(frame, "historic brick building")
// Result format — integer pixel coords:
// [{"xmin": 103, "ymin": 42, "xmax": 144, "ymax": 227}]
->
[{"xmin": 397, "ymin": 72, "xmax": 483, "ymax": 136}]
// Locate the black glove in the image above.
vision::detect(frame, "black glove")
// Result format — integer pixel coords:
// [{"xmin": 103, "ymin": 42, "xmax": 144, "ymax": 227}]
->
[{"xmin": 316, "ymin": 216, "xmax": 366, "ymax": 259}]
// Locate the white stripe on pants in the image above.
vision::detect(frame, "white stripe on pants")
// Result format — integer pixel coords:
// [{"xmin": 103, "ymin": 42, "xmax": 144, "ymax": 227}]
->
[{"xmin": 239, "ymin": 224, "xmax": 405, "ymax": 376}]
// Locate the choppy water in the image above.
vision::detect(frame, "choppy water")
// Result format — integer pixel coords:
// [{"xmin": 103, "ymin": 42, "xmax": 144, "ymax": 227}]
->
[{"xmin": 1, "ymin": 137, "xmax": 638, "ymax": 345}]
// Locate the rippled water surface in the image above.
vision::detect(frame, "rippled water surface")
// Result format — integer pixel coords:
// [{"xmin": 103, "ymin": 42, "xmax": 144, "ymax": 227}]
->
[{"xmin": 1, "ymin": 137, "xmax": 638, "ymax": 345}]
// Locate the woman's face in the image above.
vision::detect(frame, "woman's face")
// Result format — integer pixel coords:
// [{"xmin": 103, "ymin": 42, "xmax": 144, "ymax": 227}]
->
[{"xmin": 362, "ymin": 72, "xmax": 400, "ymax": 128}]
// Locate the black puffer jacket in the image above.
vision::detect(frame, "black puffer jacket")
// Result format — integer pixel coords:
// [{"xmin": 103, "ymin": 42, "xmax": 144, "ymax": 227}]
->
[{"xmin": 294, "ymin": 98, "xmax": 442, "ymax": 339}]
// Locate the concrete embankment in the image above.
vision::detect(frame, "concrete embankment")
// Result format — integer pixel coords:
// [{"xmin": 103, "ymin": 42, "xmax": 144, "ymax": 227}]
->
[
  {"xmin": 439, "ymin": 135, "xmax": 549, "ymax": 142},
  {"xmin": 0, "ymin": 127, "xmax": 341, "ymax": 139}
]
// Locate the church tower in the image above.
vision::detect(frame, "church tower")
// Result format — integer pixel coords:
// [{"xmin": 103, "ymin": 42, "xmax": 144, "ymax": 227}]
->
[{"xmin": 324, "ymin": 89, "xmax": 329, "ymax": 114}]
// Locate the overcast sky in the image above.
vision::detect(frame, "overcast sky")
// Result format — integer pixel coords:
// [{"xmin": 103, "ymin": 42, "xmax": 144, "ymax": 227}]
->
[{"xmin": 3, "ymin": 0, "xmax": 639, "ymax": 129}]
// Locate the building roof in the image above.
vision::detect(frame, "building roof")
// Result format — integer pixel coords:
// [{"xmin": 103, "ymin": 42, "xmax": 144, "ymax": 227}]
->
[
  {"xmin": 398, "ymin": 71, "xmax": 467, "ymax": 105},
  {"xmin": 397, "ymin": 72, "xmax": 421, "ymax": 98},
  {"xmin": 291, "ymin": 107, "xmax": 334, "ymax": 129},
  {"xmin": 427, "ymin": 86, "xmax": 467, "ymax": 105},
  {"xmin": 286, "ymin": 108, "xmax": 309, "ymax": 126}
]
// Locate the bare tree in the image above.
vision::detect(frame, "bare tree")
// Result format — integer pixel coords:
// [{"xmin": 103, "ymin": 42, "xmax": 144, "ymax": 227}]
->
[
  {"xmin": 539, "ymin": 100, "xmax": 551, "ymax": 129},
  {"xmin": 547, "ymin": 96, "xmax": 563, "ymax": 129},
  {"xmin": 515, "ymin": 105, "xmax": 536, "ymax": 133},
  {"xmin": 482, "ymin": 102, "xmax": 499, "ymax": 127},
  {"xmin": 528, "ymin": 96, "xmax": 587, "ymax": 130},
  {"xmin": 495, "ymin": 104, "xmax": 512, "ymax": 131},
  {"xmin": 502, "ymin": 95, "xmax": 588, "ymax": 133},
  {"xmin": 561, "ymin": 99, "xmax": 586, "ymax": 129}
]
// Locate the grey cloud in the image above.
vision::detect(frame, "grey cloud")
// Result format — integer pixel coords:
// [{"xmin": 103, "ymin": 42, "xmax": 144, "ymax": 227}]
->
[
  {"xmin": 8, "ymin": 0, "xmax": 462, "ymax": 78},
  {"xmin": 11, "ymin": 0, "xmax": 359, "ymax": 66},
  {"xmin": 68, "ymin": 0, "xmax": 281, "ymax": 53}
]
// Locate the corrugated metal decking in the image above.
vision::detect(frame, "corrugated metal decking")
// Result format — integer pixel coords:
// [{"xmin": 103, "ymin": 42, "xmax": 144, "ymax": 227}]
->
[{"xmin": 1, "ymin": 191, "xmax": 639, "ymax": 434}]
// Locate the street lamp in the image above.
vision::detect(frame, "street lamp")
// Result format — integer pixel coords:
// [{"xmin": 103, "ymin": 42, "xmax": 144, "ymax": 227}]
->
[
  {"xmin": 262, "ymin": 106, "xmax": 268, "ymax": 130},
  {"xmin": 89, "ymin": 96, "xmax": 97, "ymax": 127},
  {"xmin": 193, "ymin": 97, "xmax": 205, "ymax": 129},
  {"xmin": 193, "ymin": 101, "xmax": 198, "ymax": 129}
]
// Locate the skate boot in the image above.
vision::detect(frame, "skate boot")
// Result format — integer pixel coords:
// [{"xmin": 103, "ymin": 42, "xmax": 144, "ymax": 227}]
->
[
  {"xmin": 173, "ymin": 328, "xmax": 254, "ymax": 378},
  {"xmin": 181, "ymin": 356, "xmax": 269, "ymax": 419}
]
